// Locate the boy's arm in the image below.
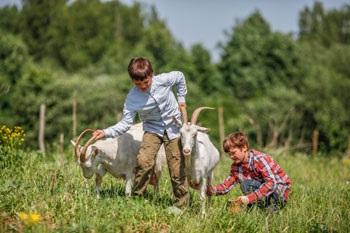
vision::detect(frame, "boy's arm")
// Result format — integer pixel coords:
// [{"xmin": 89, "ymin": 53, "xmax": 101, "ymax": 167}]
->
[
  {"xmin": 103, "ymin": 99, "xmax": 136, "ymax": 138},
  {"xmin": 171, "ymin": 71, "xmax": 187, "ymax": 103},
  {"xmin": 246, "ymin": 158, "xmax": 277, "ymax": 203},
  {"xmin": 207, "ymin": 167, "xmax": 238, "ymax": 196}
]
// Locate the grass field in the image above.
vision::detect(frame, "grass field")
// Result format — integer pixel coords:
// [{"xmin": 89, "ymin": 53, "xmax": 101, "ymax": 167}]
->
[{"xmin": 1, "ymin": 148, "xmax": 349, "ymax": 233}]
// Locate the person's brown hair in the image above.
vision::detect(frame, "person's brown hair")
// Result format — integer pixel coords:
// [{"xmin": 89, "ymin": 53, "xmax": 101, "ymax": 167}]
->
[
  {"xmin": 128, "ymin": 57, "xmax": 153, "ymax": 81},
  {"xmin": 222, "ymin": 130, "xmax": 249, "ymax": 152}
]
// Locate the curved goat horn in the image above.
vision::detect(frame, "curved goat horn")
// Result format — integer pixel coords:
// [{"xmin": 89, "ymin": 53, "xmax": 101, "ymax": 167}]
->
[
  {"xmin": 80, "ymin": 135, "xmax": 96, "ymax": 163},
  {"xmin": 74, "ymin": 129, "xmax": 94, "ymax": 161},
  {"xmin": 191, "ymin": 107, "xmax": 215, "ymax": 125},
  {"xmin": 180, "ymin": 106, "xmax": 188, "ymax": 124}
]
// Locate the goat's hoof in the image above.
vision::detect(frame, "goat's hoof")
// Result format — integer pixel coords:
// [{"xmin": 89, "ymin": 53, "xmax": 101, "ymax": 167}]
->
[{"xmin": 167, "ymin": 206, "xmax": 183, "ymax": 216}]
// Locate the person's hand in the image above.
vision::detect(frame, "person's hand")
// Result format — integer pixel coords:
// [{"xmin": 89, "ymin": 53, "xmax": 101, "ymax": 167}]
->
[
  {"xmin": 92, "ymin": 130, "xmax": 105, "ymax": 140},
  {"xmin": 206, "ymin": 184, "xmax": 216, "ymax": 196},
  {"xmin": 234, "ymin": 196, "xmax": 249, "ymax": 205},
  {"xmin": 178, "ymin": 102, "xmax": 186, "ymax": 111}
]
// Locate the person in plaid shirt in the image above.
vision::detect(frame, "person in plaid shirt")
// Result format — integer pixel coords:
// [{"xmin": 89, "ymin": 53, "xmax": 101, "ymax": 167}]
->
[{"xmin": 207, "ymin": 130, "xmax": 292, "ymax": 211}]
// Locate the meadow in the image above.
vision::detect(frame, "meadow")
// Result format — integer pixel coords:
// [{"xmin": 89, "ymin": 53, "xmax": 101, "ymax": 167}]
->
[{"xmin": 1, "ymin": 146, "xmax": 349, "ymax": 233}]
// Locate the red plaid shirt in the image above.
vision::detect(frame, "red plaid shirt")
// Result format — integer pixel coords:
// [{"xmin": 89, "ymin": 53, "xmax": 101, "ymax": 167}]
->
[{"xmin": 211, "ymin": 150, "xmax": 291, "ymax": 203}]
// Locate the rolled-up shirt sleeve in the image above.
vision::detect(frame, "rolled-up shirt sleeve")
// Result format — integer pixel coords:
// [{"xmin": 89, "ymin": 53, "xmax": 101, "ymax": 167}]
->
[
  {"xmin": 212, "ymin": 167, "xmax": 239, "ymax": 195},
  {"xmin": 167, "ymin": 71, "xmax": 187, "ymax": 103}
]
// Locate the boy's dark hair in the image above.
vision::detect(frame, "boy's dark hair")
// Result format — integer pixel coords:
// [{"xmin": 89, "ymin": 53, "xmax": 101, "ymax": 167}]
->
[
  {"xmin": 128, "ymin": 57, "xmax": 154, "ymax": 81},
  {"xmin": 223, "ymin": 129, "xmax": 249, "ymax": 152}
]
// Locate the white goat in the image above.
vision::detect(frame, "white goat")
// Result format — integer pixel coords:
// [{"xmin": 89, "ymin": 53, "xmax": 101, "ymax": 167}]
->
[
  {"xmin": 173, "ymin": 107, "xmax": 220, "ymax": 216},
  {"xmin": 71, "ymin": 123, "xmax": 166, "ymax": 198}
]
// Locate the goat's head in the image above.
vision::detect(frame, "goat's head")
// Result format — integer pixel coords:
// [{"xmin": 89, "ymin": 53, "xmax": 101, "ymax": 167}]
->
[
  {"xmin": 173, "ymin": 106, "xmax": 214, "ymax": 156},
  {"xmin": 71, "ymin": 129, "xmax": 99, "ymax": 179}
]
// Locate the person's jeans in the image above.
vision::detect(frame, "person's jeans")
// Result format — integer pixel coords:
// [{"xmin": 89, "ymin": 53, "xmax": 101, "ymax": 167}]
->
[{"xmin": 240, "ymin": 179, "xmax": 286, "ymax": 210}]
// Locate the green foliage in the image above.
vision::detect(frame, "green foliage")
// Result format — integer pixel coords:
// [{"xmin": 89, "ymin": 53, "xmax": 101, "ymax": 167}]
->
[
  {"xmin": 243, "ymin": 86, "xmax": 303, "ymax": 148},
  {"xmin": 0, "ymin": 1, "xmax": 349, "ymax": 155},
  {"xmin": 189, "ymin": 44, "xmax": 225, "ymax": 96},
  {"xmin": 219, "ymin": 11, "xmax": 305, "ymax": 99},
  {"xmin": 299, "ymin": 2, "xmax": 350, "ymax": 46},
  {"xmin": 301, "ymin": 65, "xmax": 350, "ymax": 154},
  {"xmin": 0, "ymin": 32, "xmax": 29, "ymax": 84},
  {"xmin": 0, "ymin": 125, "xmax": 26, "ymax": 168},
  {"xmin": 1, "ymin": 150, "xmax": 349, "ymax": 232},
  {"xmin": 0, "ymin": 125, "xmax": 25, "ymax": 150},
  {"xmin": 20, "ymin": 0, "xmax": 67, "ymax": 60},
  {"xmin": 0, "ymin": 5, "xmax": 21, "ymax": 34}
]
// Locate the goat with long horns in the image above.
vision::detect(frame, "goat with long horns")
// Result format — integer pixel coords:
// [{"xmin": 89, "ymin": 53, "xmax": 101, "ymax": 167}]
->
[{"xmin": 173, "ymin": 106, "xmax": 220, "ymax": 217}]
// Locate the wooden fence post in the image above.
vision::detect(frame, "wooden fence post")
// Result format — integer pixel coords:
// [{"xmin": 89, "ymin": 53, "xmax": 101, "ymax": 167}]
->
[
  {"xmin": 218, "ymin": 106, "xmax": 225, "ymax": 155},
  {"xmin": 73, "ymin": 97, "xmax": 77, "ymax": 139},
  {"xmin": 39, "ymin": 104, "xmax": 46, "ymax": 152},
  {"xmin": 312, "ymin": 129, "xmax": 319, "ymax": 157},
  {"xmin": 60, "ymin": 133, "xmax": 64, "ymax": 165}
]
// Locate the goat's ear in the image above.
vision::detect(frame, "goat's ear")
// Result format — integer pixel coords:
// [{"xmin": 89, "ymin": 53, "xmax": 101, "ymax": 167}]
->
[
  {"xmin": 92, "ymin": 148, "xmax": 99, "ymax": 157},
  {"xmin": 90, "ymin": 145, "xmax": 99, "ymax": 157},
  {"xmin": 196, "ymin": 125, "xmax": 210, "ymax": 133},
  {"xmin": 172, "ymin": 116, "xmax": 182, "ymax": 127},
  {"xmin": 71, "ymin": 140, "xmax": 83, "ymax": 151}
]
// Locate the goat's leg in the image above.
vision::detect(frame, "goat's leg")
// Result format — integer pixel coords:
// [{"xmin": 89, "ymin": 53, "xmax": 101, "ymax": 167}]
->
[
  {"xmin": 207, "ymin": 172, "xmax": 214, "ymax": 208},
  {"xmin": 200, "ymin": 178, "xmax": 207, "ymax": 217},
  {"xmin": 95, "ymin": 173, "xmax": 103, "ymax": 199},
  {"xmin": 95, "ymin": 167, "xmax": 107, "ymax": 199},
  {"xmin": 125, "ymin": 171, "xmax": 133, "ymax": 196}
]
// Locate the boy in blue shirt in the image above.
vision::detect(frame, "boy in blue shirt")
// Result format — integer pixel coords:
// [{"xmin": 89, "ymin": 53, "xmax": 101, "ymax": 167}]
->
[{"xmin": 93, "ymin": 57, "xmax": 189, "ymax": 207}]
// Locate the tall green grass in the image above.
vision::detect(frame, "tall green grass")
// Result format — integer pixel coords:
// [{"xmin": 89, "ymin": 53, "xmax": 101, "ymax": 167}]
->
[{"xmin": 1, "ymin": 148, "xmax": 349, "ymax": 232}]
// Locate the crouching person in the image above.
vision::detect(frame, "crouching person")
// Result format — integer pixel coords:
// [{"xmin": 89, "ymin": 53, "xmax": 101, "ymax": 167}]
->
[{"xmin": 206, "ymin": 130, "xmax": 292, "ymax": 212}]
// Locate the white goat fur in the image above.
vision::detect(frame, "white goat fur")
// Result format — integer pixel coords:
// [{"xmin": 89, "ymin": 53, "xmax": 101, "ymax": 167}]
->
[
  {"xmin": 174, "ymin": 107, "xmax": 220, "ymax": 216},
  {"xmin": 71, "ymin": 123, "xmax": 166, "ymax": 198}
]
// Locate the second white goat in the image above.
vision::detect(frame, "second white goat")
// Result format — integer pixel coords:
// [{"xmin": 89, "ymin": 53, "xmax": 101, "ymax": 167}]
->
[{"xmin": 173, "ymin": 107, "xmax": 220, "ymax": 216}]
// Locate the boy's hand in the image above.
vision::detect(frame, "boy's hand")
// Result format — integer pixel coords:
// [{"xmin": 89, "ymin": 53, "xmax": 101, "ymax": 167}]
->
[
  {"xmin": 206, "ymin": 184, "xmax": 216, "ymax": 196},
  {"xmin": 178, "ymin": 102, "xmax": 186, "ymax": 110},
  {"xmin": 235, "ymin": 196, "xmax": 249, "ymax": 205},
  {"xmin": 92, "ymin": 130, "xmax": 105, "ymax": 140}
]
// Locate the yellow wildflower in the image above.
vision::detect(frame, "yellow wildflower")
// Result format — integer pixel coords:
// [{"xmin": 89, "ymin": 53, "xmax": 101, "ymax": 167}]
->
[
  {"xmin": 18, "ymin": 212, "xmax": 41, "ymax": 227},
  {"xmin": 29, "ymin": 213, "xmax": 41, "ymax": 223},
  {"xmin": 19, "ymin": 212, "xmax": 29, "ymax": 221}
]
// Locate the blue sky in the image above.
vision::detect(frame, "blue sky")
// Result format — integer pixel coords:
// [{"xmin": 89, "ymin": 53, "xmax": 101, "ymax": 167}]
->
[
  {"xmin": 118, "ymin": 0, "xmax": 349, "ymax": 61},
  {"xmin": 1, "ymin": 0, "xmax": 349, "ymax": 61}
]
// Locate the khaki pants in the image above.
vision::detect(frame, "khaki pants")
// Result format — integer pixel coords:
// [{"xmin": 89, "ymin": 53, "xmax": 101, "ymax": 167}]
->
[{"xmin": 133, "ymin": 132, "xmax": 189, "ymax": 207}]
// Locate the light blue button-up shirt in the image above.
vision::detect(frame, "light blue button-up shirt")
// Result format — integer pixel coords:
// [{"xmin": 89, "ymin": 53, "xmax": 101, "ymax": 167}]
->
[{"xmin": 103, "ymin": 71, "xmax": 187, "ymax": 140}]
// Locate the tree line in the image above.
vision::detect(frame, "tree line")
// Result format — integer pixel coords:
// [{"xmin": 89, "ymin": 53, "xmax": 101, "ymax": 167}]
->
[{"xmin": 0, "ymin": 0, "xmax": 349, "ymax": 156}]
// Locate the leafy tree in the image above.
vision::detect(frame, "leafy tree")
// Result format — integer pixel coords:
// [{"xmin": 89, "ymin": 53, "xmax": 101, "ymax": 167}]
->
[
  {"xmin": 0, "ymin": 32, "xmax": 29, "ymax": 127},
  {"xmin": 0, "ymin": 32, "xmax": 29, "ymax": 85},
  {"xmin": 220, "ymin": 11, "xmax": 305, "ymax": 99},
  {"xmin": 299, "ymin": 2, "xmax": 350, "ymax": 46},
  {"xmin": 20, "ymin": 0, "xmax": 67, "ymax": 60},
  {"xmin": 0, "ymin": 5, "xmax": 21, "ymax": 34},
  {"xmin": 188, "ymin": 44, "xmax": 224, "ymax": 96},
  {"xmin": 218, "ymin": 11, "xmax": 308, "ymax": 149},
  {"xmin": 219, "ymin": 11, "xmax": 271, "ymax": 99},
  {"xmin": 299, "ymin": 43, "xmax": 350, "ymax": 155},
  {"xmin": 141, "ymin": 6, "xmax": 187, "ymax": 71},
  {"xmin": 3, "ymin": 63, "xmax": 53, "ymax": 147}
]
